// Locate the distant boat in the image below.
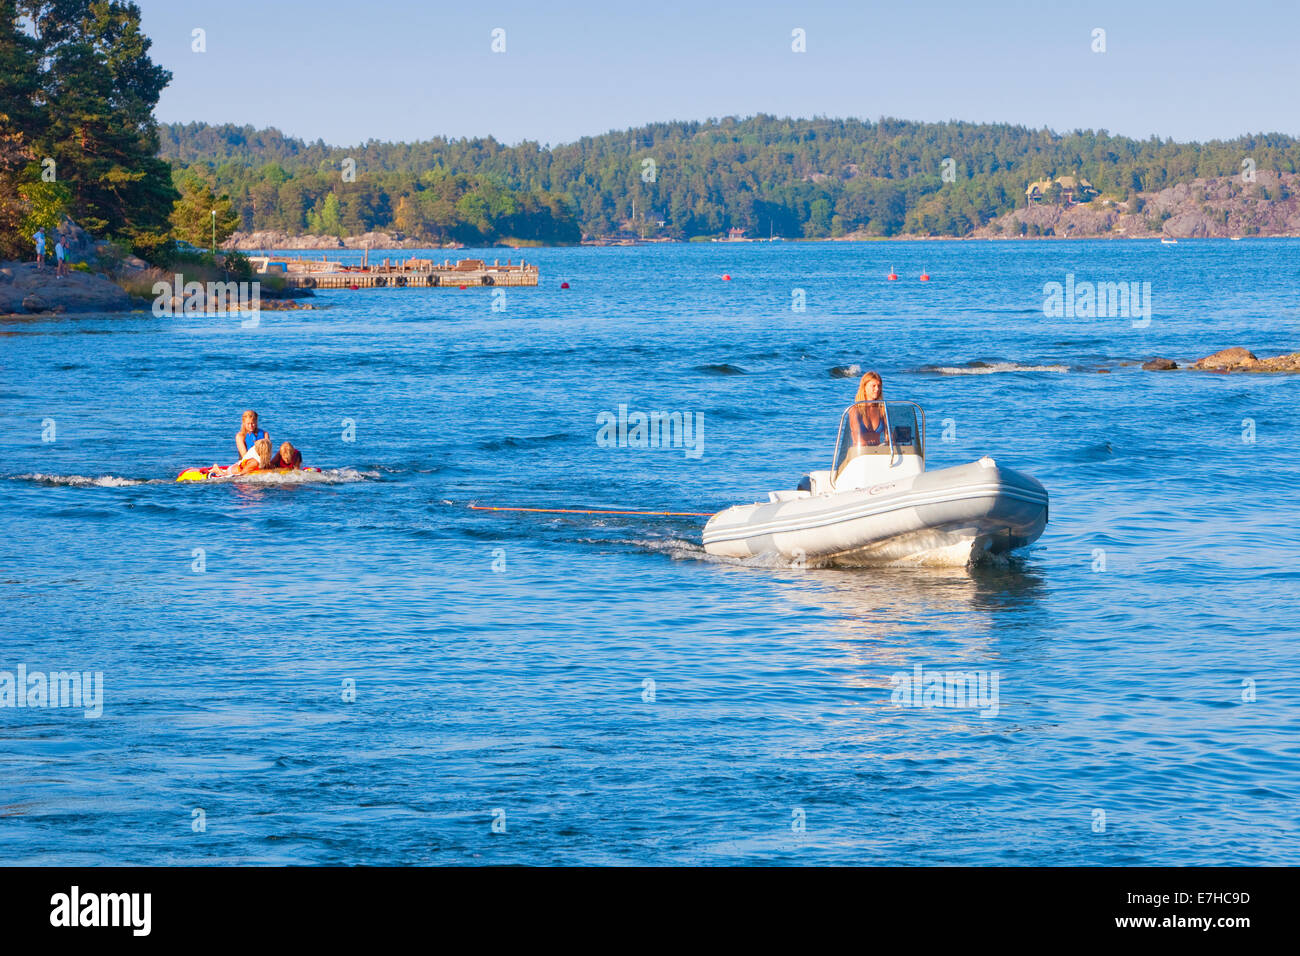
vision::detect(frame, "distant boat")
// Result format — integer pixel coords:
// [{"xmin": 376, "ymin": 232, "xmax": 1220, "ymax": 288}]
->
[
  {"xmin": 1160, "ymin": 237, "xmax": 1178, "ymax": 244},
  {"xmin": 1230, "ymin": 236, "xmax": 1242, "ymax": 241}
]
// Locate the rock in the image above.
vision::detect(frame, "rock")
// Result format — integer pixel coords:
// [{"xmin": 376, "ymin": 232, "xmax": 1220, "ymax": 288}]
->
[
  {"xmin": 0, "ymin": 268, "xmax": 12, "ymax": 284},
  {"xmin": 1255, "ymin": 352, "xmax": 1300, "ymax": 372},
  {"xmin": 1, "ymin": 262, "xmax": 133, "ymax": 313},
  {"xmin": 1194, "ymin": 347, "xmax": 1259, "ymax": 370},
  {"xmin": 1142, "ymin": 357, "xmax": 1179, "ymax": 370}
]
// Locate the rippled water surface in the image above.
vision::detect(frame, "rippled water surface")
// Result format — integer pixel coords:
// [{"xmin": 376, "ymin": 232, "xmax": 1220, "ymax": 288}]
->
[{"xmin": 2, "ymin": 240, "xmax": 1297, "ymax": 864}]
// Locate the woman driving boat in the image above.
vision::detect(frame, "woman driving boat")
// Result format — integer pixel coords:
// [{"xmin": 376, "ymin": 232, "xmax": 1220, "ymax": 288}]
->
[{"xmin": 849, "ymin": 371, "xmax": 886, "ymax": 446}]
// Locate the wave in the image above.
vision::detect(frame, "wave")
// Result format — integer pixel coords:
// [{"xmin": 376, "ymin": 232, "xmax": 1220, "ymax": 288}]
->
[
  {"xmin": 829, "ymin": 364, "xmax": 862, "ymax": 378},
  {"xmin": 695, "ymin": 363, "xmax": 747, "ymax": 375},
  {"xmin": 10, "ymin": 468, "xmax": 377, "ymax": 487},
  {"xmin": 480, "ymin": 433, "xmax": 570, "ymax": 451},
  {"xmin": 10, "ymin": 473, "xmax": 158, "ymax": 487},
  {"xmin": 920, "ymin": 361, "xmax": 1070, "ymax": 375}
]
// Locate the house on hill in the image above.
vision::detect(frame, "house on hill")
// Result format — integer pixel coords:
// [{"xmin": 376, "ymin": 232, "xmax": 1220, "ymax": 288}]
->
[{"xmin": 1026, "ymin": 175, "xmax": 1098, "ymax": 206}]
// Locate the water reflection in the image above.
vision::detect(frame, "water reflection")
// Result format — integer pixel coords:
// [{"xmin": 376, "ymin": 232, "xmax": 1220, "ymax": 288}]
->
[{"xmin": 717, "ymin": 556, "xmax": 1048, "ymax": 689}]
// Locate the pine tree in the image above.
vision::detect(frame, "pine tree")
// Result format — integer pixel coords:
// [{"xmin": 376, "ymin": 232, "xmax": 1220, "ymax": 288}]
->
[
  {"xmin": 20, "ymin": 0, "xmax": 177, "ymax": 248},
  {"xmin": 169, "ymin": 175, "xmax": 238, "ymax": 248}
]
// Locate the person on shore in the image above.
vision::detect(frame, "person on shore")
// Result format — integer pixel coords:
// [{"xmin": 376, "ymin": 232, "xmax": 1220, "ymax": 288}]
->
[
  {"xmin": 236, "ymin": 410, "xmax": 269, "ymax": 458},
  {"xmin": 54, "ymin": 238, "xmax": 67, "ymax": 277},
  {"xmin": 34, "ymin": 228, "xmax": 45, "ymax": 270},
  {"xmin": 270, "ymin": 441, "xmax": 302, "ymax": 470},
  {"xmin": 849, "ymin": 371, "xmax": 887, "ymax": 446}
]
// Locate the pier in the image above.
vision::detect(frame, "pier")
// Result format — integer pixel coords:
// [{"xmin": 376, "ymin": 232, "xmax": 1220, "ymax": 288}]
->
[{"xmin": 251, "ymin": 256, "xmax": 539, "ymax": 290}]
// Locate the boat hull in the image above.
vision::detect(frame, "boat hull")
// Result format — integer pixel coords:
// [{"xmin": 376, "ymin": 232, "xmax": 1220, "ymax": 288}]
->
[{"xmin": 702, "ymin": 460, "xmax": 1048, "ymax": 567}]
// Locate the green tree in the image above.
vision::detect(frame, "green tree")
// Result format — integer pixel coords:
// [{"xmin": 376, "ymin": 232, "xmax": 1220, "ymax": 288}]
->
[
  {"xmin": 0, "ymin": 119, "xmax": 32, "ymax": 258},
  {"xmin": 306, "ymin": 191, "xmax": 344, "ymax": 236},
  {"xmin": 20, "ymin": 0, "xmax": 178, "ymax": 247},
  {"xmin": 0, "ymin": 0, "xmax": 40, "ymax": 136},
  {"xmin": 169, "ymin": 175, "xmax": 238, "ymax": 248}
]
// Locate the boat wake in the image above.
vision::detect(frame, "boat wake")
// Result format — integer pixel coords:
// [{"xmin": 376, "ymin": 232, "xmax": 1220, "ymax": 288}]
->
[
  {"xmin": 620, "ymin": 535, "xmax": 982, "ymax": 569},
  {"xmin": 10, "ymin": 468, "xmax": 378, "ymax": 487}
]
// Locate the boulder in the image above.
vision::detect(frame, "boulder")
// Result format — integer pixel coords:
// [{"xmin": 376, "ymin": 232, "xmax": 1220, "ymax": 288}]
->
[
  {"xmin": 1255, "ymin": 352, "xmax": 1300, "ymax": 372},
  {"xmin": 1142, "ymin": 357, "xmax": 1179, "ymax": 370},
  {"xmin": 22, "ymin": 294, "xmax": 46, "ymax": 312},
  {"xmin": 1194, "ymin": 347, "xmax": 1259, "ymax": 370}
]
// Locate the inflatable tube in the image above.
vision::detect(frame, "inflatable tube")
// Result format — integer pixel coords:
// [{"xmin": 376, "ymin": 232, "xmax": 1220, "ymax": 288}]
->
[{"xmin": 176, "ymin": 466, "xmax": 321, "ymax": 483}]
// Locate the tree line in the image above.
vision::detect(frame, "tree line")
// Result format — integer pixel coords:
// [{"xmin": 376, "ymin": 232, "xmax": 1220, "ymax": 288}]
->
[{"xmin": 162, "ymin": 117, "xmax": 1300, "ymax": 241}]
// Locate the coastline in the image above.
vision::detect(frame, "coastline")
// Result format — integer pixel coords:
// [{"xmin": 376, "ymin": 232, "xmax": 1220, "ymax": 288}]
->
[{"xmin": 230, "ymin": 232, "xmax": 1299, "ymax": 251}]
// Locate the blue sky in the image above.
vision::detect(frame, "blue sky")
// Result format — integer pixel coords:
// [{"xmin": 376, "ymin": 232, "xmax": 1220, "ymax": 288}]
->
[{"xmin": 137, "ymin": 0, "xmax": 1300, "ymax": 146}]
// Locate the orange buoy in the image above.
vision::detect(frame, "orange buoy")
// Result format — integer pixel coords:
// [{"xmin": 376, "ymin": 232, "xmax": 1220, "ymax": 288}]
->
[
  {"xmin": 887, "ymin": 266, "xmax": 898, "ymax": 281},
  {"xmin": 560, "ymin": 281, "xmax": 570, "ymax": 289},
  {"xmin": 919, "ymin": 269, "xmax": 930, "ymax": 282},
  {"xmin": 722, "ymin": 274, "xmax": 732, "ymax": 281}
]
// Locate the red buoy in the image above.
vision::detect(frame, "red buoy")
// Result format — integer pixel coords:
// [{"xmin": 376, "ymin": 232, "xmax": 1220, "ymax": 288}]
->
[
  {"xmin": 919, "ymin": 270, "xmax": 930, "ymax": 282},
  {"xmin": 458, "ymin": 284, "xmax": 467, "ymax": 290},
  {"xmin": 348, "ymin": 283, "xmax": 359, "ymax": 290},
  {"xmin": 722, "ymin": 274, "xmax": 732, "ymax": 281},
  {"xmin": 887, "ymin": 266, "xmax": 898, "ymax": 281},
  {"xmin": 560, "ymin": 281, "xmax": 570, "ymax": 289}
]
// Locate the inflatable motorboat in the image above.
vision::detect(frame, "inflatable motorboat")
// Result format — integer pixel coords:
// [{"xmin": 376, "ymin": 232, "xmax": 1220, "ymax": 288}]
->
[{"xmin": 702, "ymin": 401, "xmax": 1048, "ymax": 566}]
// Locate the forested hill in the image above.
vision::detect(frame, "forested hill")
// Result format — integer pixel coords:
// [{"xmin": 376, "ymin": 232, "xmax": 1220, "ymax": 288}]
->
[{"xmin": 160, "ymin": 117, "xmax": 1300, "ymax": 241}]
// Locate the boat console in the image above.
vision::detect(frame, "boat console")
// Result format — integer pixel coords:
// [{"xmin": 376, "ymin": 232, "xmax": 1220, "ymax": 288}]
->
[{"xmin": 828, "ymin": 401, "xmax": 926, "ymax": 492}]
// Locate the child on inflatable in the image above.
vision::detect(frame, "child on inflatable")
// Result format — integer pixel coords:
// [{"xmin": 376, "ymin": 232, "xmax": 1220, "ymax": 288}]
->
[
  {"xmin": 236, "ymin": 409, "xmax": 270, "ymax": 458},
  {"xmin": 270, "ymin": 441, "xmax": 302, "ymax": 469},
  {"xmin": 209, "ymin": 437, "xmax": 273, "ymax": 478}
]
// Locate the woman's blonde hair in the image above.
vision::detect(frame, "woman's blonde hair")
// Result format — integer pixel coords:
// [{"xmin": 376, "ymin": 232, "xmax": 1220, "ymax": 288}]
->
[
  {"xmin": 253, "ymin": 437, "xmax": 273, "ymax": 468},
  {"xmin": 855, "ymin": 371, "xmax": 883, "ymax": 403}
]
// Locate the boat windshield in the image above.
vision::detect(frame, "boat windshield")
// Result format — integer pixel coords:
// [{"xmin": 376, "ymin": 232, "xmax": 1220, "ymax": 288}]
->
[{"xmin": 832, "ymin": 401, "xmax": 925, "ymax": 475}]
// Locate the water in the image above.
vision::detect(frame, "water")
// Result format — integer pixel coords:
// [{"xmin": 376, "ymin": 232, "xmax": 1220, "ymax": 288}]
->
[{"xmin": 1, "ymin": 240, "xmax": 1297, "ymax": 865}]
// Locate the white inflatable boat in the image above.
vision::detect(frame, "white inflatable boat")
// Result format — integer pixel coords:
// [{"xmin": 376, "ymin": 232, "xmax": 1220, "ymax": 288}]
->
[{"xmin": 702, "ymin": 401, "xmax": 1048, "ymax": 567}]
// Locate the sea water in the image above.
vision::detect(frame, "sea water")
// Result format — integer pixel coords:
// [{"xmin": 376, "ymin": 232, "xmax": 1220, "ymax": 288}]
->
[{"xmin": 1, "ymin": 239, "xmax": 1296, "ymax": 864}]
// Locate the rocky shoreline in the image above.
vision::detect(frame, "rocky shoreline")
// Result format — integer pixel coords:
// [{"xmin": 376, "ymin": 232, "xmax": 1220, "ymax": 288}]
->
[
  {"xmin": 1140, "ymin": 347, "xmax": 1300, "ymax": 373},
  {"xmin": 974, "ymin": 171, "xmax": 1300, "ymax": 240},
  {"xmin": 225, "ymin": 229, "xmax": 466, "ymax": 251},
  {"xmin": 1, "ymin": 262, "xmax": 134, "ymax": 315}
]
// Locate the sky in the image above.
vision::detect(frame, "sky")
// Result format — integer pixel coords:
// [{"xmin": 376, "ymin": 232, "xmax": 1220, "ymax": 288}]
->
[{"xmin": 136, "ymin": 0, "xmax": 1300, "ymax": 147}]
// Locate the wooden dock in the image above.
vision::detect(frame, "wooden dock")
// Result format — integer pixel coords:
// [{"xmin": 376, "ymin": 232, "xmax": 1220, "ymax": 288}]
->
[{"xmin": 252, "ymin": 256, "xmax": 540, "ymax": 290}]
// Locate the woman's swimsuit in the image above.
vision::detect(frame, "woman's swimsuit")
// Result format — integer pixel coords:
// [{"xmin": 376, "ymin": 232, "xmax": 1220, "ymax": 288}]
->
[
  {"xmin": 852, "ymin": 411, "xmax": 887, "ymax": 445},
  {"xmin": 242, "ymin": 429, "xmax": 266, "ymax": 455}
]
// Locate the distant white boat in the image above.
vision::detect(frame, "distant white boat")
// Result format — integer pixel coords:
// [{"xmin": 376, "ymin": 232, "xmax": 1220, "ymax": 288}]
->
[
  {"xmin": 1230, "ymin": 237, "xmax": 1242, "ymax": 241},
  {"xmin": 1160, "ymin": 237, "xmax": 1178, "ymax": 245}
]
